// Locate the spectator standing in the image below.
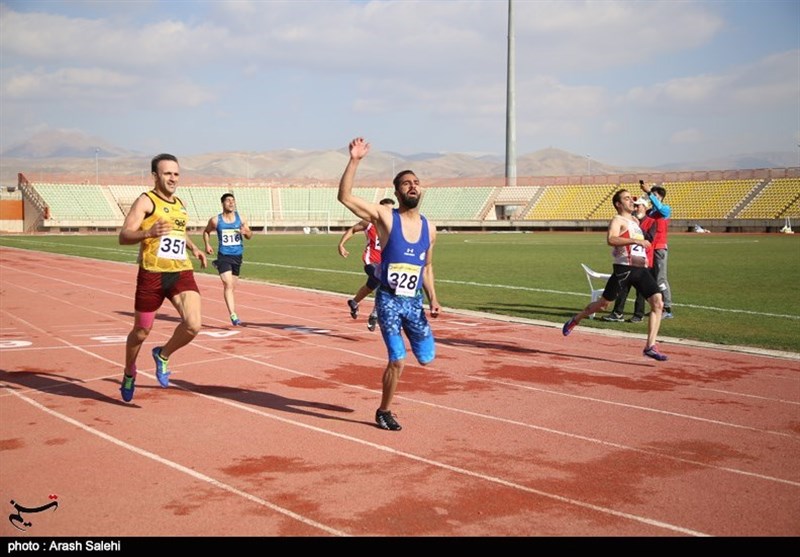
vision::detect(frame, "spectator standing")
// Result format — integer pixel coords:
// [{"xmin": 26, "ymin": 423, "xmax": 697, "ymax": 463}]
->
[{"xmin": 640, "ymin": 181, "xmax": 673, "ymax": 318}]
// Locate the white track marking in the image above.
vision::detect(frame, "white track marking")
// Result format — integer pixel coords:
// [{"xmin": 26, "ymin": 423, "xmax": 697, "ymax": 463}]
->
[{"xmin": 3, "ymin": 388, "xmax": 348, "ymax": 537}]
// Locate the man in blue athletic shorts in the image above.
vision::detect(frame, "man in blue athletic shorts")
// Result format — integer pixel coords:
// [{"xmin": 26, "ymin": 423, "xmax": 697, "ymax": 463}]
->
[
  {"xmin": 203, "ymin": 193, "xmax": 253, "ymax": 325},
  {"xmin": 338, "ymin": 137, "xmax": 441, "ymax": 431}
]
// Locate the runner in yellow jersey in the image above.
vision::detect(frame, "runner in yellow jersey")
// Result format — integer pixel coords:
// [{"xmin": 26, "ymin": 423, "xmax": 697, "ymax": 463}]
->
[{"xmin": 118, "ymin": 153, "xmax": 207, "ymax": 402}]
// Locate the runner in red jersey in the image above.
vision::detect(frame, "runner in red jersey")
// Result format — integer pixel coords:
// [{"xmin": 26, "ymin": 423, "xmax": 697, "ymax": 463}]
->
[{"xmin": 338, "ymin": 198, "xmax": 395, "ymax": 331}]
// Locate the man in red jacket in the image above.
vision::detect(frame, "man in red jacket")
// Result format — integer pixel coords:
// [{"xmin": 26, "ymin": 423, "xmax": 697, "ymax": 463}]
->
[{"xmin": 639, "ymin": 181, "xmax": 673, "ymax": 318}]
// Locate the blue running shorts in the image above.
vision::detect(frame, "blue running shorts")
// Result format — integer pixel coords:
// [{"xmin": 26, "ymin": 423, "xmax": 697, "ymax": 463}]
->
[{"xmin": 375, "ymin": 287, "xmax": 435, "ymax": 364}]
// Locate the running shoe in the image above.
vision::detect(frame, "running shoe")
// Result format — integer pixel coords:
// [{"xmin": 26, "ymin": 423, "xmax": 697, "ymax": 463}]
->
[
  {"xmin": 367, "ymin": 311, "xmax": 378, "ymax": 332},
  {"xmin": 152, "ymin": 346, "xmax": 170, "ymax": 387},
  {"xmin": 601, "ymin": 312, "xmax": 624, "ymax": 322},
  {"xmin": 347, "ymin": 299, "xmax": 359, "ymax": 319},
  {"xmin": 375, "ymin": 409, "xmax": 402, "ymax": 431},
  {"xmin": 230, "ymin": 312, "xmax": 241, "ymax": 326},
  {"xmin": 120, "ymin": 374, "xmax": 136, "ymax": 402},
  {"xmin": 643, "ymin": 345, "xmax": 668, "ymax": 361},
  {"xmin": 662, "ymin": 311, "xmax": 674, "ymax": 319},
  {"xmin": 629, "ymin": 315, "xmax": 644, "ymax": 323},
  {"xmin": 562, "ymin": 315, "xmax": 578, "ymax": 337}
]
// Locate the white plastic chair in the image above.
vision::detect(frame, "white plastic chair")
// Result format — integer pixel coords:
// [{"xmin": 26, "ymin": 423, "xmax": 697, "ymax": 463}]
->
[{"xmin": 580, "ymin": 263, "xmax": 611, "ymax": 318}]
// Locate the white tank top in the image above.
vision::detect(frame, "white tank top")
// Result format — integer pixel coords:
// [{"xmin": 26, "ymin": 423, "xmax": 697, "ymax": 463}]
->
[{"xmin": 612, "ymin": 217, "xmax": 648, "ymax": 267}]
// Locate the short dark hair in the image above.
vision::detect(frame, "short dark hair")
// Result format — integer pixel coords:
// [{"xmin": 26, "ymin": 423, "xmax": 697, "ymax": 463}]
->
[
  {"xmin": 151, "ymin": 153, "xmax": 178, "ymax": 174},
  {"xmin": 221, "ymin": 193, "xmax": 235, "ymax": 203},
  {"xmin": 612, "ymin": 189, "xmax": 628, "ymax": 208},
  {"xmin": 379, "ymin": 198, "xmax": 395, "ymax": 206},
  {"xmin": 652, "ymin": 186, "xmax": 666, "ymax": 199},
  {"xmin": 392, "ymin": 170, "xmax": 416, "ymax": 190}
]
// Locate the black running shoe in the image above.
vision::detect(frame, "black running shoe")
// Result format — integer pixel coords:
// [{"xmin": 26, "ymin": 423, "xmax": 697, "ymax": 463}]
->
[
  {"xmin": 601, "ymin": 312, "xmax": 624, "ymax": 322},
  {"xmin": 347, "ymin": 299, "xmax": 359, "ymax": 319},
  {"xmin": 375, "ymin": 409, "xmax": 402, "ymax": 431},
  {"xmin": 367, "ymin": 311, "xmax": 378, "ymax": 331}
]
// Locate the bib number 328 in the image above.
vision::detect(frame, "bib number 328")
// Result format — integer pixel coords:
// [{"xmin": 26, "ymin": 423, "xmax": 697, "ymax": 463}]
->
[{"xmin": 387, "ymin": 262, "xmax": 421, "ymax": 297}]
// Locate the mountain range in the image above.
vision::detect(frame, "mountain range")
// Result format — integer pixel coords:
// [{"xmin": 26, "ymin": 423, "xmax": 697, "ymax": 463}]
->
[{"xmin": 1, "ymin": 129, "xmax": 796, "ymax": 186}]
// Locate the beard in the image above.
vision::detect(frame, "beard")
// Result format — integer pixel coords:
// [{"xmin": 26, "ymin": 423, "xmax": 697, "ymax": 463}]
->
[{"xmin": 397, "ymin": 191, "xmax": 420, "ymax": 209}]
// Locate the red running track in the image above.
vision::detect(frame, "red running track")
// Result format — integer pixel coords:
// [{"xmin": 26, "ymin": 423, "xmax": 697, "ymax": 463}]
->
[{"xmin": 1, "ymin": 247, "xmax": 798, "ymax": 537}]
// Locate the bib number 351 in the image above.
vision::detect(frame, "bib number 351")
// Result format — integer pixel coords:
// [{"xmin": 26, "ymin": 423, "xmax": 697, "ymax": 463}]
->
[{"xmin": 158, "ymin": 236, "xmax": 186, "ymax": 260}]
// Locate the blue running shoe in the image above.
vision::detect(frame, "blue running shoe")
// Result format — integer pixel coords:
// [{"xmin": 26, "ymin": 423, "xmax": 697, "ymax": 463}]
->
[
  {"xmin": 562, "ymin": 316, "xmax": 577, "ymax": 337},
  {"xmin": 643, "ymin": 345, "xmax": 668, "ymax": 361},
  {"xmin": 230, "ymin": 312, "xmax": 241, "ymax": 326},
  {"xmin": 120, "ymin": 374, "xmax": 136, "ymax": 402},
  {"xmin": 152, "ymin": 346, "xmax": 170, "ymax": 387}
]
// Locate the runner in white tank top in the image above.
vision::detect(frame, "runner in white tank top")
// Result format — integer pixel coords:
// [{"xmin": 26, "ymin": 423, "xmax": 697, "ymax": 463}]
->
[{"xmin": 562, "ymin": 188, "xmax": 668, "ymax": 361}]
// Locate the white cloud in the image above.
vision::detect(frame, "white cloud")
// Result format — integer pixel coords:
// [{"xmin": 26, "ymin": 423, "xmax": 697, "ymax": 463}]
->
[
  {"xmin": 515, "ymin": 0, "xmax": 724, "ymax": 71},
  {"xmin": 0, "ymin": 8, "xmax": 231, "ymax": 69},
  {"xmin": 0, "ymin": 1, "xmax": 796, "ymax": 163},
  {"xmin": 623, "ymin": 49, "xmax": 799, "ymax": 115},
  {"xmin": 2, "ymin": 65, "xmax": 214, "ymax": 108},
  {"xmin": 3, "ymin": 67, "xmax": 139, "ymax": 100}
]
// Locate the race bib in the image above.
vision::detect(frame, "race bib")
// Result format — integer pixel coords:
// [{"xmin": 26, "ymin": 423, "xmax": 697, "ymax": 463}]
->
[
  {"xmin": 158, "ymin": 234, "xmax": 187, "ymax": 260},
  {"xmin": 221, "ymin": 229, "xmax": 242, "ymax": 246},
  {"xmin": 629, "ymin": 234, "xmax": 648, "ymax": 266},
  {"xmin": 387, "ymin": 262, "xmax": 422, "ymax": 297},
  {"xmin": 631, "ymin": 243, "xmax": 646, "ymax": 258}
]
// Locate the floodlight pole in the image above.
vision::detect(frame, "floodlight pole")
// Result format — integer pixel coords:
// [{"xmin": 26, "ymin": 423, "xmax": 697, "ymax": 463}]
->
[
  {"xmin": 505, "ymin": 0, "xmax": 517, "ymax": 187},
  {"xmin": 95, "ymin": 148, "xmax": 99, "ymax": 185}
]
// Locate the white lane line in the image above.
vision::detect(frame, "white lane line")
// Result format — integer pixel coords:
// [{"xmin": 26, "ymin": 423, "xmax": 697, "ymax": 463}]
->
[
  {"xmin": 2, "ymin": 242, "xmax": 797, "ymax": 320},
  {"xmin": 3, "ymin": 387, "xmax": 348, "ymax": 537},
  {"xmin": 1, "ymin": 307, "xmax": 713, "ymax": 536},
  {"xmin": 3, "ymin": 260, "xmax": 799, "ymax": 490}
]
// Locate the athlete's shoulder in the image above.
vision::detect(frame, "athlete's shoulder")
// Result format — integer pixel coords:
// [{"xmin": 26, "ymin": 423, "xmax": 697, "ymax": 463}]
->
[{"xmin": 136, "ymin": 191, "xmax": 157, "ymax": 210}]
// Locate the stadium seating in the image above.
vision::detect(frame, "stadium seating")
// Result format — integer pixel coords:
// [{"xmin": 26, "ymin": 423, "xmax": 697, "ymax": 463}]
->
[
  {"xmin": 24, "ymin": 173, "xmax": 799, "ymax": 231},
  {"xmin": 417, "ymin": 187, "xmax": 494, "ymax": 220},
  {"xmin": 661, "ymin": 179, "xmax": 760, "ymax": 219},
  {"xmin": 527, "ymin": 184, "xmax": 617, "ymax": 220},
  {"xmin": 229, "ymin": 187, "xmax": 273, "ymax": 225},
  {"xmin": 736, "ymin": 178, "xmax": 800, "ymax": 219},
  {"xmin": 36, "ymin": 184, "xmax": 122, "ymax": 222}
]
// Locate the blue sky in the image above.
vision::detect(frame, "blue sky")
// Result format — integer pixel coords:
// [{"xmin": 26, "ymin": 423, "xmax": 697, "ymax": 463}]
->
[{"xmin": 1, "ymin": 0, "xmax": 798, "ymax": 166}]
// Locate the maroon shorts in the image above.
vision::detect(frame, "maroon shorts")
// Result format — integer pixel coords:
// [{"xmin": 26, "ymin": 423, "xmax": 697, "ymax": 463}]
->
[{"xmin": 134, "ymin": 268, "xmax": 200, "ymax": 313}]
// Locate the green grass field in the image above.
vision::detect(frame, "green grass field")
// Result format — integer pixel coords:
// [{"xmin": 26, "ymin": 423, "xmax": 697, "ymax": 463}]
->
[{"xmin": 2, "ymin": 231, "xmax": 799, "ymax": 353}]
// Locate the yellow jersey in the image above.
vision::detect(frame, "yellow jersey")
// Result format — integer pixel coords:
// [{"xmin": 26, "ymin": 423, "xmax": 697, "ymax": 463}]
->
[{"xmin": 138, "ymin": 191, "xmax": 194, "ymax": 272}]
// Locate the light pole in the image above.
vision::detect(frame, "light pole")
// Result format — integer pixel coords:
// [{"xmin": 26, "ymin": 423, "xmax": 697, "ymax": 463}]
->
[
  {"xmin": 95, "ymin": 148, "xmax": 99, "ymax": 185},
  {"xmin": 505, "ymin": 0, "xmax": 517, "ymax": 187},
  {"xmin": 586, "ymin": 154, "xmax": 591, "ymax": 176}
]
